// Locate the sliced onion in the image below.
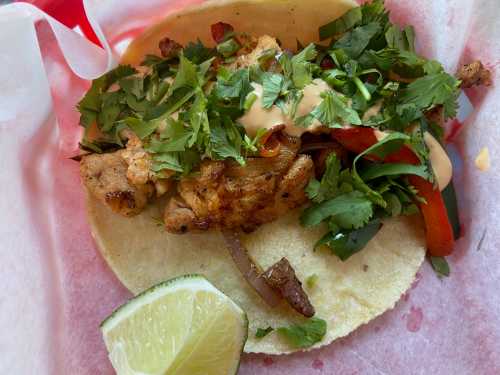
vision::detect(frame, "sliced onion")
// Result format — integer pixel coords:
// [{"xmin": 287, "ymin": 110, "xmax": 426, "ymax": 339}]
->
[
  {"xmin": 259, "ymin": 124, "xmax": 285, "ymax": 158},
  {"xmin": 221, "ymin": 230, "xmax": 281, "ymax": 307},
  {"xmin": 259, "ymin": 134, "xmax": 281, "ymax": 157}
]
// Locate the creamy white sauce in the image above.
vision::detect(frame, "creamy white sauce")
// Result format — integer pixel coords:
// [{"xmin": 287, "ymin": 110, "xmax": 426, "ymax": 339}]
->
[
  {"xmin": 475, "ymin": 147, "xmax": 490, "ymax": 172},
  {"xmin": 424, "ymin": 132, "xmax": 452, "ymax": 191},
  {"xmin": 238, "ymin": 79, "xmax": 452, "ymax": 190},
  {"xmin": 239, "ymin": 83, "xmax": 286, "ymax": 137},
  {"xmin": 239, "ymin": 79, "xmax": 331, "ymax": 137},
  {"xmin": 374, "ymin": 129, "xmax": 452, "ymax": 191},
  {"xmin": 286, "ymin": 79, "xmax": 331, "ymax": 137}
]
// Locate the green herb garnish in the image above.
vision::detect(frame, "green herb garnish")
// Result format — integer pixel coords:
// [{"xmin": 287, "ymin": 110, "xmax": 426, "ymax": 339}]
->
[
  {"xmin": 255, "ymin": 326, "xmax": 274, "ymax": 338},
  {"xmin": 429, "ymin": 256, "xmax": 450, "ymax": 278},
  {"xmin": 277, "ymin": 318, "xmax": 327, "ymax": 349}
]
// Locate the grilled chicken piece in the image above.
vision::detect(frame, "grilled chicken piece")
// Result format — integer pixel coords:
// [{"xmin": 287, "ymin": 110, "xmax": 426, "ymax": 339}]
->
[
  {"xmin": 80, "ymin": 150, "xmax": 154, "ymax": 216},
  {"xmin": 457, "ymin": 61, "xmax": 492, "ymax": 88},
  {"xmin": 81, "ymin": 131, "xmax": 174, "ymax": 217},
  {"xmin": 164, "ymin": 134, "xmax": 314, "ymax": 233},
  {"xmin": 263, "ymin": 258, "xmax": 315, "ymax": 317},
  {"xmin": 235, "ymin": 35, "xmax": 281, "ymax": 68},
  {"xmin": 121, "ymin": 132, "xmax": 154, "ymax": 186}
]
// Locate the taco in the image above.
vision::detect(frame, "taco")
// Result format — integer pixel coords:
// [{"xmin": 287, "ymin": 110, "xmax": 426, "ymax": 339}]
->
[{"xmin": 77, "ymin": 0, "xmax": 491, "ymax": 354}]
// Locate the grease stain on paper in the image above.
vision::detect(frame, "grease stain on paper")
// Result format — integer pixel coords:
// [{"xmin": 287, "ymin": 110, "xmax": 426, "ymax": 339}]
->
[
  {"xmin": 263, "ymin": 356, "xmax": 274, "ymax": 367},
  {"xmin": 405, "ymin": 306, "xmax": 424, "ymax": 332},
  {"xmin": 312, "ymin": 358, "xmax": 324, "ymax": 370}
]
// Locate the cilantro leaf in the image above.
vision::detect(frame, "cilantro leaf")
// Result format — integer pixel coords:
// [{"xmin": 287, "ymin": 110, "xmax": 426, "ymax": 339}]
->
[
  {"xmin": 148, "ymin": 118, "xmax": 192, "ymax": 152},
  {"xmin": 441, "ymin": 183, "xmax": 461, "ymax": 240},
  {"xmin": 144, "ymin": 86, "xmax": 195, "ymax": 121},
  {"xmin": 310, "ymin": 90, "xmax": 362, "ymax": 127},
  {"xmin": 301, "ymin": 191, "xmax": 373, "ymax": 229},
  {"xmin": 217, "ymin": 38, "xmax": 240, "ymax": 57},
  {"xmin": 277, "ymin": 318, "xmax": 327, "ymax": 349},
  {"xmin": 319, "ymin": 7, "xmax": 363, "ymax": 40},
  {"xmin": 423, "ymin": 60, "xmax": 444, "ymax": 75},
  {"xmin": 316, "ymin": 219, "xmax": 382, "ymax": 260},
  {"xmin": 318, "ymin": 0, "xmax": 387, "ymax": 40},
  {"xmin": 257, "ymin": 48, "xmax": 278, "ymax": 67},
  {"xmin": 143, "ymin": 54, "xmax": 204, "ymax": 122},
  {"xmin": 141, "ymin": 54, "xmax": 162, "ymax": 66},
  {"xmin": 361, "ymin": 0, "xmax": 389, "ymax": 25},
  {"xmin": 322, "ymin": 69, "xmax": 348, "ymax": 87},
  {"xmin": 183, "ymin": 39, "xmax": 216, "ymax": 64},
  {"xmin": 169, "ymin": 54, "xmax": 199, "ymax": 93},
  {"xmin": 79, "ymin": 139, "xmax": 121, "ymax": 154},
  {"xmin": 125, "ymin": 94, "xmax": 150, "ymax": 112},
  {"xmin": 383, "ymin": 192, "xmax": 403, "ymax": 216},
  {"xmin": 262, "ymin": 73, "xmax": 285, "ymax": 108},
  {"xmin": 255, "ymin": 327, "xmax": 274, "ymax": 338},
  {"xmin": 285, "ymin": 89, "xmax": 304, "ymax": 119},
  {"xmin": 119, "ymin": 76, "xmax": 144, "ymax": 99},
  {"xmin": 385, "ymin": 24, "xmax": 416, "ymax": 52},
  {"xmin": 213, "ymin": 68, "xmax": 253, "ymax": 109},
  {"xmin": 151, "ymin": 152, "xmax": 183, "ymax": 173},
  {"xmin": 209, "ymin": 121, "xmax": 245, "ymax": 164},
  {"xmin": 306, "ymin": 274, "xmax": 319, "ymax": 288},
  {"xmin": 333, "ymin": 22, "xmax": 381, "ymax": 59},
  {"xmin": 305, "ymin": 179, "xmax": 322, "ymax": 201},
  {"xmin": 97, "ymin": 92, "xmax": 122, "ymax": 132},
  {"xmin": 429, "ymin": 256, "xmax": 450, "ymax": 278},
  {"xmin": 187, "ymin": 91, "xmax": 209, "ymax": 147},
  {"xmin": 123, "ymin": 117, "xmax": 158, "ymax": 139},
  {"xmin": 351, "ymin": 132, "xmax": 412, "ymax": 207},
  {"xmin": 359, "ymin": 48, "xmax": 399, "ymax": 71},
  {"xmin": 77, "ymin": 65, "xmax": 136, "ymax": 128},
  {"xmin": 305, "ymin": 153, "xmax": 341, "ymax": 203},
  {"xmin": 291, "ymin": 43, "xmax": 318, "ymax": 88},
  {"xmin": 104, "ymin": 65, "xmax": 138, "ymax": 86},
  {"xmin": 399, "ymin": 73, "xmax": 460, "ymax": 118},
  {"xmin": 360, "ymin": 163, "xmax": 431, "ymax": 181}
]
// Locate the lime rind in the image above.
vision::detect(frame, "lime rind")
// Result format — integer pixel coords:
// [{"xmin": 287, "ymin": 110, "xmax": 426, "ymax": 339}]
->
[
  {"xmin": 100, "ymin": 274, "xmax": 248, "ymax": 375},
  {"xmin": 101, "ymin": 274, "xmax": 244, "ymax": 331}
]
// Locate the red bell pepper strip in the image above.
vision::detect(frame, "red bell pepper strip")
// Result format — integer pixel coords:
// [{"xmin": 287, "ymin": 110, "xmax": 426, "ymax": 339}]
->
[{"xmin": 331, "ymin": 127, "xmax": 454, "ymax": 256}]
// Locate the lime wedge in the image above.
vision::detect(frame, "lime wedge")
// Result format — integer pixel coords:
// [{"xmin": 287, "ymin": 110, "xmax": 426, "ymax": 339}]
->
[{"xmin": 101, "ymin": 275, "xmax": 248, "ymax": 375}]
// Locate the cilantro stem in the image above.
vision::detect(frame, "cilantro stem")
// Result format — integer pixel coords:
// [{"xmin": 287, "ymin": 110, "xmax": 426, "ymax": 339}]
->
[{"xmin": 353, "ymin": 77, "xmax": 371, "ymax": 101}]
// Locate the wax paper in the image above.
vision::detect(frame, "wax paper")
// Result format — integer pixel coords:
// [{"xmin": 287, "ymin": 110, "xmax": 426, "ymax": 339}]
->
[{"xmin": 0, "ymin": 0, "xmax": 499, "ymax": 374}]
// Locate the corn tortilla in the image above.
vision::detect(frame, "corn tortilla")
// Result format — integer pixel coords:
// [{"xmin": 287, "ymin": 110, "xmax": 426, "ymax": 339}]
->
[
  {"xmin": 89, "ymin": 0, "xmax": 426, "ymax": 354},
  {"xmin": 88, "ymin": 195, "xmax": 425, "ymax": 354}
]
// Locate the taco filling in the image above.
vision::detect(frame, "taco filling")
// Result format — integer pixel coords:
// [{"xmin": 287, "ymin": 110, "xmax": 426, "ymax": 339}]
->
[{"xmin": 78, "ymin": 0, "xmax": 490, "ymax": 350}]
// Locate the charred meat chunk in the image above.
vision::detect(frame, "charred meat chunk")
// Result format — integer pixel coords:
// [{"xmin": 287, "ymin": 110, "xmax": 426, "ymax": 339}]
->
[
  {"xmin": 80, "ymin": 150, "xmax": 154, "ymax": 217},
  {"xmin": 263, "ymin": 258, "xmax": 315, "ymax": 317},
  {"xmin": 457, "ymin": 61, "xmax": 492, "ymax": 88},
  {"xmin": 163, "ymin": 133, "xmax": 315, "ymax": 233}
]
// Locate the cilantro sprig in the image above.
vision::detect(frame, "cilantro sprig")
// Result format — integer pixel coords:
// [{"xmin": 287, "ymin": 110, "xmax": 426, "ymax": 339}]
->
[
  {"xmin": 301, "ymin": 133, "xmax": 433, "ymax": 261},
  {"xmin": 76, "ymin": 1, "xmax": 462, "ymax": 264},
  {"xmin": 255, "ymin": 318, "xmax": 327, "ymax": 348}
]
